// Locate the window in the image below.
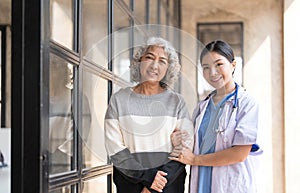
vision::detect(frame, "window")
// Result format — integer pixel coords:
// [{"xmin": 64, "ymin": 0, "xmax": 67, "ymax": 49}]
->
[
  {"xmin": 12, "ymin": 0, "xmax": 182, "ymax": 191},
  {"xmin": 47, "ymin": 1, "xmax": 182, "ymax": 193},
  {"xmin": 49, "ymin": 53, "xmax": 74, "ymax": 175},
  {"xmin": 50, "ymin": 0, "xmax": 74, "ymax": 50}
]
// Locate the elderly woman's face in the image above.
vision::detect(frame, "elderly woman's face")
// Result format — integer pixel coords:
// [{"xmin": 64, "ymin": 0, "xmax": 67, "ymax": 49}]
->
[{"xmin": 139, "ymin": 46, "xmax": 169, "ymax": 84}]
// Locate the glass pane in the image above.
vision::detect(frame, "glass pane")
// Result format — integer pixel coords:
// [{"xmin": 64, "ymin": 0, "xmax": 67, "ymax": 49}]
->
[
  {"xmin": 49, "ymin": 54, "xmax": 74, "ymax": 174},
  {"xmin": 113, "ymin": 0, "xmax": 131, "ymax": 82},
  {"xmin": 160, "ymin": 0, "xmax": 167, "ymax": 25},
  {"xmin": 82, "ymin": 0, "xmax": 108, "ymax": 68},
  {"xmin": 82, "ymin": 175, "xmax": 110, "ymax": 193},
  {"xmin": 82, "ymin": 71, "xmax": 108, "ymax": 168},
  {"xmin": 114, "ymin": 0, "xmax": 130, "ymax": 30},
  {"xmin": 134, "ymin": 0, "xmax": 145, "ymax": 24},
  {"xmin": 149, "ymin": 0, "xmax": 158, "ymax": 24},
  {"xmin": 50, "ymin": 0, "xmax": 74, "ymax": 50},
  {"xmin": 154, "ymin": 1, "xmax": 168, "ymax": 37},
  {"xmin": 113, "ymin": 31, "xmax": 131, "ymax": 82},
  {"xmin": 168, "ymin": 0, "xmax": 174, "ymax": 26},
  {"xmin": 49, "ymin": 185, "xmax": 74, "ymax": 193},
  {"xmin": 220, "ymin": 24, "xmax": 242, "ymax": 44}
]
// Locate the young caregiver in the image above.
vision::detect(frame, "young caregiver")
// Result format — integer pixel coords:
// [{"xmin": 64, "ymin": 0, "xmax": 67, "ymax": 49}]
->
[{"xmin": 170, "ymin": 40, "xmax": 262, "ymax": 193}]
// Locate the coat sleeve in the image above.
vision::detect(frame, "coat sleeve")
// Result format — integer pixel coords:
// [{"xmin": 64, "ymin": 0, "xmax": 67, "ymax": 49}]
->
[{"xmin": 232, "ymin": 94, "xmax": 260, "ymax": 148}]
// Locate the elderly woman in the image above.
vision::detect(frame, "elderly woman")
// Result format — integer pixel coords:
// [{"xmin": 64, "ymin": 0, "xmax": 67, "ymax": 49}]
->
[{"xmin": 104, "ymin": 37, "xmax": 194, "ymax": 193}]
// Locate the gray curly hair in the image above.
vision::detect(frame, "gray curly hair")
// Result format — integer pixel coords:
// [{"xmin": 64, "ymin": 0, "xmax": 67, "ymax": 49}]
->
[{"xmin": 130, "ymin": 37, "xmax": 181, "ymax": 88}]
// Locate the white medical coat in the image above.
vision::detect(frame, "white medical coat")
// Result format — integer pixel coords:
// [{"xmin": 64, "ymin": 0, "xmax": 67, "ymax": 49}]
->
[{"xmin": 189, "ymin": 87, "xmax": 261, "ymax": 193}]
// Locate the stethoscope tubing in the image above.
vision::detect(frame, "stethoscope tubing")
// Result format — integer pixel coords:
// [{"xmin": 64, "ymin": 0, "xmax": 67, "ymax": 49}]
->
[{"xmin": 208, "ymin": 82, "xmax": 239, "ymax": 134}]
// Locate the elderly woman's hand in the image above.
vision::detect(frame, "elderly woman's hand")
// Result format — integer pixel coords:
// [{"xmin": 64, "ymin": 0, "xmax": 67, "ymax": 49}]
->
[{"xmin": 150, "ymin": 171, "xmax": 168, "ymax": 192}]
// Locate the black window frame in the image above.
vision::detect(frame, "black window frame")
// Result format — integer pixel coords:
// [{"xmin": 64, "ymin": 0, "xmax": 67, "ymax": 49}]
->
[
  {"xmin": 12, "ymin": 0, "xmax": 45, "ymax": 193},
  {"xmin": 0, "ymin": 25, "xmax": 7, "ymax": 127}
]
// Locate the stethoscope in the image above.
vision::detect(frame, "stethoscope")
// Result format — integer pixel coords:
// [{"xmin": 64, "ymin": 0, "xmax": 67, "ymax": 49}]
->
[
  {"xmin": 204, "ymin": 82, "xmax": 239, "ymax": 135},
  {"xmin": 198, "ymin": 83, "xmax": 240, "ymax": 152},
  {"xmin": 200, "ymin": 82, "xmax": 261, "ymax": 153}
]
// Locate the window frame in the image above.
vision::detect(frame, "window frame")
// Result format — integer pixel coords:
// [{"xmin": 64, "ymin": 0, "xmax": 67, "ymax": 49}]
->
[{"xmin": 0, "ymin": 25, "xmax": 7, "ymax": 127}]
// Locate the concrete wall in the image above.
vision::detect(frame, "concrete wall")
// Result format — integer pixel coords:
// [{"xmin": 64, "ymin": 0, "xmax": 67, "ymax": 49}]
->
[
  {"xmin": 0, "ymin": 0, "xmax": 11, "ymax": 24},
  {"xmin": 181, "ymin": 0, "xmax": 284, "ymax": 192}
]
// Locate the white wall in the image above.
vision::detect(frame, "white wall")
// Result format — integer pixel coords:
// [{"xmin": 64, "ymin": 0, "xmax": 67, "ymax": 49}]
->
[{"xmin": 284, "ymin": 0, "xmax": 300, "ymax": 193}]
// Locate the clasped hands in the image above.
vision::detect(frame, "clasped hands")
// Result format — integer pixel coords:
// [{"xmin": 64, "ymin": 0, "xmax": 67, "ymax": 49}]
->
[
  {"xmin": 169, "ymin": 128, "xmax": 195, "ymax": 165},
  {"xmin": 141, "ymin": 171, "xmax": 168, "ymax": 193},
  {"xmin": 141, "ymin": 128, "xmax": 194, "ymax": 193}
]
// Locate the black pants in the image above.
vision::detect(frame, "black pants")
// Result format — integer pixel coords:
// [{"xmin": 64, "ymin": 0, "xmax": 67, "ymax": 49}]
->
[{"xmin": 113, "ymin": 167, "xmax": 186, "ymax": 193}]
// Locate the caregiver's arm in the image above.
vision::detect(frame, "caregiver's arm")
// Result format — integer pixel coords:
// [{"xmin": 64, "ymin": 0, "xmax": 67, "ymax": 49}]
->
[{"xmin": 170, "ymin": 145, "xmax": 252, "ymax": 166}]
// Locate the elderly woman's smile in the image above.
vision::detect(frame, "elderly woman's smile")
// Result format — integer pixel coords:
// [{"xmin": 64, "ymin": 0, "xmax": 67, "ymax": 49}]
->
[{"xmin": 139, "ymin": 46, "xmax": 169, "ymax": 83}]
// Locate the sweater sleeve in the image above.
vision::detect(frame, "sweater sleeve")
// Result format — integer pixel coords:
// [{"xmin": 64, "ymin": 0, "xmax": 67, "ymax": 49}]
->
[
  {"xmin": 176, "ymin": 94, "xmax": 195, "ymax": 150},
  {"xmin": 104, "ymin": 94, "xmax": 157, "ymax": 188},
  {"xmin": 158, "ymin": 160, "xmax": 186, "ymax": 185},
  {"xmin": 160, "ymin": 94, "xmax": 193, "ymax": 185},
  {"xmin": 109, "ymin": 148, "xmax": 158, "ymax": 188}
]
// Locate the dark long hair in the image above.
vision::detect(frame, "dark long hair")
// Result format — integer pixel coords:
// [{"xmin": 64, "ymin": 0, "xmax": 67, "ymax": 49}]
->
[{"xmin": 200, "ymin": 40, "xmax": 235, "ymax": 63}]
